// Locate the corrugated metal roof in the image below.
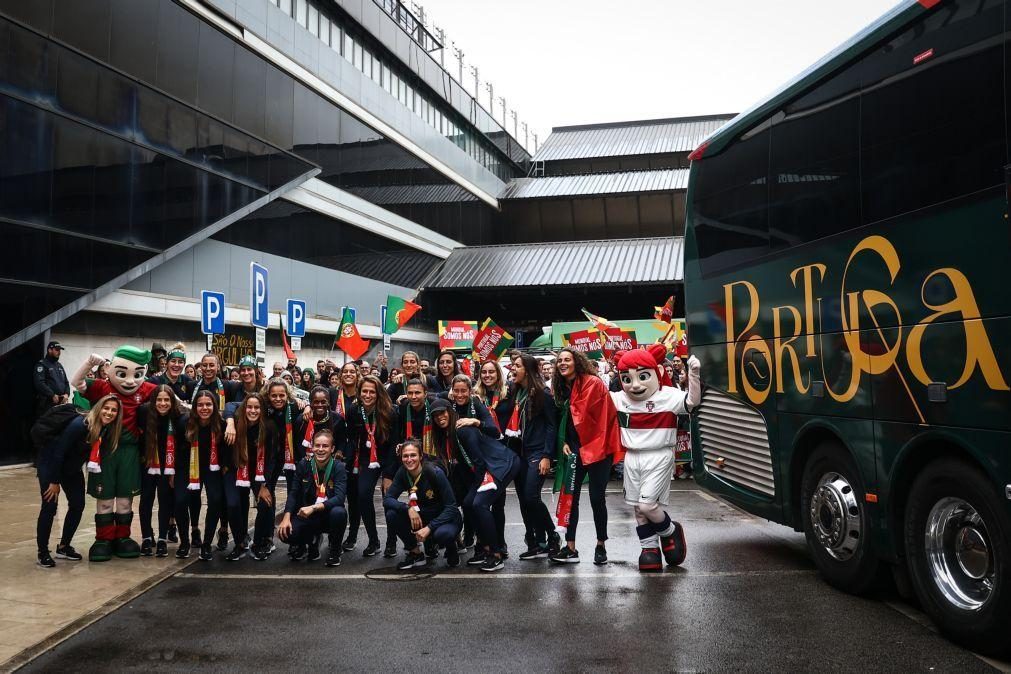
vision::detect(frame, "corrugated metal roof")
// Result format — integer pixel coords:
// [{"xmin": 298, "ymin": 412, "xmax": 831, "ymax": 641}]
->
[
  {"xmin": 499, "ymin": 168, "xmax": 689, "ymax": 200},
  {"xmin": 534, "ymin": 115, "xmax": 735, "ymax": 162},
  {"xmin": 422, "ymin": 237, "xmax": 684, "ymax": 289},
  {"xmin": 344, "ymin": 183, "xmax": 480, "ymax": 205}
]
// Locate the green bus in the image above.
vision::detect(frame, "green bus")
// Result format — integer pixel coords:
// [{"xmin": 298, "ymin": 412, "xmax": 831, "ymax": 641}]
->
[{"xmin": 683, "ymin": 0, "xmax": 1010, "ymax": 655}]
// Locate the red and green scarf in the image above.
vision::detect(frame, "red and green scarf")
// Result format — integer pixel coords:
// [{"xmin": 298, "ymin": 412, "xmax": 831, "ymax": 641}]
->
[
  {"xmin": 282, "ymin": 404, "xmax": 296, "ymax": 471},
  {"xmin": 505, "ymin": 389, "xmax": 526, "ymax": 438},
  {"xmin": 356, "ymin": 406, "xmax": 380, "ymax": 474},
  {"xmin": 405, "ymin": 400, "xmax": 434, "ymax": 457},
  {"xmin": 312, "ymin": 456, "xmax": 335, "ymax": 504}
]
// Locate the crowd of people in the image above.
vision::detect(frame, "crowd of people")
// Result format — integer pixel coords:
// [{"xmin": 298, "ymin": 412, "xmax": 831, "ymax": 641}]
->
[{"xmin": 33, "ymin": 342, "xmax": 695, "ymax": 573}]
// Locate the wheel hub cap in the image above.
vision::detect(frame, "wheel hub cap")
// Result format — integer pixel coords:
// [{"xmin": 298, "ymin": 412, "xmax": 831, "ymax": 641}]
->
[
  {"xmin": 925, "ymin": 497, "xmax": 994, "ymax": 611},
  {"xmin": 810, "ymin": 472, "xmax": 861, "ymax": 561}
]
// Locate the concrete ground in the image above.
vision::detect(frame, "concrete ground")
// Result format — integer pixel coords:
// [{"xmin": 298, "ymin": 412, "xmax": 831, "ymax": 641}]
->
[{"xmin": 17, "ymin": 481, "xmax": 1011, "ymax": 673}]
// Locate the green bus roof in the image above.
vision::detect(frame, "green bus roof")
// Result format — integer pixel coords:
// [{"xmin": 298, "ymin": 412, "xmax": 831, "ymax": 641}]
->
[{"xmin": 694, "ymin": 0, "xmax": 930, "ymax": 159}]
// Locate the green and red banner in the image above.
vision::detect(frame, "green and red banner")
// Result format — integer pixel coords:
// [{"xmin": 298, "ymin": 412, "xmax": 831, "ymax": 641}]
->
[
  {"xmin": 438, "ymin": 320, "xmax": 479, "ymax": 351},
  {"xmin": 336, "ymin": 307, "xmax": 370, "ymax": 360},
  {"xmin": 471, "ymin": 318, "xmax": 514, "ymax": 362},
  {"xmin": 384, "ymin": 295, "xmax": 421, "ymax": 335},
  {"xmin": 560, "ymin": 329, "xmax": 604, "ymax": 360}
]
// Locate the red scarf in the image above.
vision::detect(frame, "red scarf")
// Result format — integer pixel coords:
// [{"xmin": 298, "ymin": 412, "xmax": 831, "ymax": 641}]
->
[
  {"xmin": 254, "ymin": 442, "xmax": 266, "ymax": 483},
  {"xmin": 477, "ymin": 470, "xmax": 497, "ymax": 492},
  {"xmin": 86, "ymin": 437, "xmax": 102, "ymax": 474},
  {"xmin": 187, "ymin": 437, "xmax": 201, "ymax": 491},
  {"xmin": 484, "ymin": 393, "xmax": 502, "ymax": 433},
  {"xmin": 406, "ymin": 401, "xmax": 433, "ymax": 457},
  {"xmin": 282, "ymin": 405, "xmax": 296, "ymax": 471},
  {"xmin": 164, "ymin": 426, "xmax": 176, "ymax": 475},
  {"xmin": 235, "ymin": 463, "xmax": 250, "ymax": 487},
  {"xmin": 504, "ymin": 394, "xmax": 523, "ymax": 438},
  {"xmin": 356, "ymin": 407, "xmax": 380, "ymax": 473},
  {"xmin": 408, "ymin": 471, "xmax": 421, "ymax": 511},
  {"xmin": 208, "ymin": 433, "xmax": 220, "ymax": 472},
  {"xmin": 302, "ymin": 413, "xmax": 330, "ymax": 456}
]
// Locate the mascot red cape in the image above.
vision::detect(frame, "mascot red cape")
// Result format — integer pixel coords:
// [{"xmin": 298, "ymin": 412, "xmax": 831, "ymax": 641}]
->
[
  {"xmin": 72, "ymin": 346, "xmax": 157, "ymax": 562},
  {"xmin": 610, "ymin": 344, "xmax": 700, "ymax": 572}
]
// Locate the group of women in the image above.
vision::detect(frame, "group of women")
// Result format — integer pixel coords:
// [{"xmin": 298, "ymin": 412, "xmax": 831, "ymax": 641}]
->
[{"xmin": 36, "ymin": 345, "xmax": 624, "ymax": 572}]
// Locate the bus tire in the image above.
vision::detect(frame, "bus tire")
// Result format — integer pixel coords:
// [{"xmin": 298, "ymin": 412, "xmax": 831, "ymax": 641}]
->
[
  {"xmin": 904, "ymin": 458, "xmax": 1011, "ymax": 657},
  {"xmin": 800, "ymin": 442, "xmax": 880, "ymax": 594}
]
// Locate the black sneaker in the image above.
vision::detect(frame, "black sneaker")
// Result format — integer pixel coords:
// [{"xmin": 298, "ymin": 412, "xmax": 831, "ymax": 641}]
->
[
  {"xmin": 55, "ymin": 544, "xmax": 83, "ymax": 561},
  {"xmin": 216, "ymin": 528, "xmax": 229, "ymax": 552},
  {"xmin": 548, "ymin": 532, "xmax": 562, "ymax": 555},
  {"xmin": 445, "ymin": 546, "xmax": 460, "ymax": 568},
  {"xmin": 383, "ymin": 541, "xmax": 398, "ymax": 558},
  {"xmin": 550, "ymin": 547, "xmax": 580, "ymax": 564},
  {"xmin": 363, "ymin": 541, "xmax": 381, "ymax": 557},
  {"xmin": 38, "ymin": 550, "xmax": 55, "ymax": 568},
  {"xmin": 424, "ymin": 540, "xmax": 438, "ymax": 559},
  {"xmin": 480, "ymin": 555, "xmax": 504, "ymax": 573},
  {"xmin": 251, "ymin": 544, "xmax": 268, "ymax": 562},
  {"xmin": 593, "ymin": 544, "xmax": 608, "ymax": 566},
  {"xmin": 167, "ymin": 524, "xmax": 178, "ymax": 543},
  {"xmin": 225, "ymin": 546, "xmax": 246, "ymax": 562},
  {"xmin": 140, "ymin": 538, "xmax": 154, "ymax": 557},
  {"xmin": 155, "ymin": 540, "xmax": 168, "ymax": 558},
  {"xmin": 191, "ymin": 528, "xmax": 202, "ymax": 548},
  {"xmin": 466, "ymin": 549, "xmax": 487, "ymax": 566},
  {"xmin": 325, "ymin": 550, "xmax": 342, "ymax": 567},
  {"xmin": 519, "ymin": 545, "xmax": 549, "ymax": 561},
  {"xmin": 500, "ymin": 543, "xmax": 509, "ymax": 559},
  {"xmin": 289, "ymin": 544, "xmax": 306, "ymax": 561},
  {"xmin": 175, "ymin": 543, "xmax": 191, "ymax": 559},
  {"xmin": 397, "ymin": 551, "xmax": 426, "ymax": 571},
  {"xmin": 307, "ymin": 543, "xmax": 321, "ymax": 562},
  {"xmin": 341, "ymin": 536, "xmax": 357, "ymax": 552},
  {"xmin": 199, "ymin": 544, "xmax": 213, "ymax": 562}
]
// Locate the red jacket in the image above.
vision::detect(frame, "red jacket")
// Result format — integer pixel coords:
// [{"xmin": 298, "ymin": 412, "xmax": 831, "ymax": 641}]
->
[{"xmin": 568, "ymin": 374, "xmax": 623, "ymax": 465}]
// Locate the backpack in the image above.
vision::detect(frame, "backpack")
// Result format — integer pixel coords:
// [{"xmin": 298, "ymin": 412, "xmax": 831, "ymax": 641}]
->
[{"xmin": 30, "ymin": 403, "xmax": 85, "ymax": 452}]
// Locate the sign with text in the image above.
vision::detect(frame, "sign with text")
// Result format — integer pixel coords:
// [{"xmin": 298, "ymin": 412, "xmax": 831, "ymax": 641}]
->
[
  {"xmin": 471, "ymin": 318, "xmax": 513, "ymax": 362},
  {"xmin": 200, "ymin": 290, "xmax": 225, "ymax": 335},
  {"xmin": 211, "ymin": 333, "xmax": 254, "ymax": 366},
  {"xmin": 438, "ymin": 320, "xmax": 479, "ymax": 350},
  {"xmin": 560, "ymin": 329, "xmax": 604, "ymax": 360},
  {"xmin": 249, "ymin": 262, "xmax": 269, "ymax": 329},
  {"xmin": 286, "ymin": 299, "xmax": 306, "ymax": 338}
]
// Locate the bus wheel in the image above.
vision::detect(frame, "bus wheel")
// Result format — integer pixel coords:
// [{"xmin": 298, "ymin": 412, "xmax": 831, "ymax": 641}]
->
[
  {"xmin": 904, "ymin": 459, "xmax": 1010, "ymax": 656},
  {"xmin": 800, "ymin": 442, "xmax": 880, "ymax": 594}
]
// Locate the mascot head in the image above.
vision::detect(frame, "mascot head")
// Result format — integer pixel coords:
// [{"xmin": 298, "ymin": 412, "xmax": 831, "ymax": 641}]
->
[
  {"xmin": 616, "ymin": 344, "xmax": 670, "ymax": 402},
  {"xmin": 108, "ymin": 345, "xmax": 152, "ymax": 395}
]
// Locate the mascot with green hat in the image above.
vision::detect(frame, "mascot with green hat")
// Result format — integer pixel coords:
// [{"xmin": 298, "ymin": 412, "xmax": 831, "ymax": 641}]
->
[{"xmin": 72, "ymin": 346, "xmax": 158, "ymax": 561}]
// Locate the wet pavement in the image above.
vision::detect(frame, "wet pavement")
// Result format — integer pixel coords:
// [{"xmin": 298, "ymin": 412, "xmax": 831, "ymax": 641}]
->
[{"xmin": 20, "ymin": 482, "xmax": 1010, "ymax": 672}]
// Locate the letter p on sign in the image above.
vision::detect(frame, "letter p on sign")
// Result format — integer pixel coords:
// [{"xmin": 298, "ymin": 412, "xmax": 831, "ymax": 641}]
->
[
  {"xmin": 250, "ymin": 262, "xmax": 269, "ymax": 329},
  {"xmin": 201, "ymin": 290, "xmax": 225, "ymax": 335}
]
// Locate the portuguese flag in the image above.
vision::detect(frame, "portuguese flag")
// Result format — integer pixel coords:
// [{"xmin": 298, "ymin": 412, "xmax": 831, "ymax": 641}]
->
[
  {"xmin": 384, "ymin": 295, "xmax": 421, "ymax": 335},
  {"xmin": 336, "ymin": 307, "xmax": 370, "ymax": 360}
]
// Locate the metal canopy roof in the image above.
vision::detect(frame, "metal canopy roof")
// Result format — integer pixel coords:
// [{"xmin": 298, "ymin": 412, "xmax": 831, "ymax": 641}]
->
[
  {"xmin": 422, "ymin": 237, "xmax": 684, "ymax": 289},
  {"xmin": 499, "ymin": 168, "xmax": 689, "ymax": 200},
  {"xmin": 344, "ymin": 183, "xmax": 479, "ymax": 205},
  {"xmin": 533, "ymin": 115, "xmax": 735, "ymax": 162}
]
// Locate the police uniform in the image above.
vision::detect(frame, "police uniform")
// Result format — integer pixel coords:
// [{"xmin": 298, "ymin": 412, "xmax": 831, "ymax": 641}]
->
[{"xmin": 34, "ymin": 343, "xmax": 70, "ymax": 412}]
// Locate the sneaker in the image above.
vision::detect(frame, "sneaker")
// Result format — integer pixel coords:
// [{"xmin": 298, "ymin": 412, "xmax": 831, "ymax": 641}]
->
[
  {"xmin": 37, "ymin": 550, "xmax": 55, "ymax": 568},
  {"xmin": 638, "ymin": 547, "xmax": 663, "ymax": 572},
  {"xmin": 167, "ymin": 524, "xmax": 178, "ymax": 543},
  {"xmin": 424, "ymin": 540, "xmax": 438, "ymax": 559},
  {"xmin": 199, "ymin": 544, "xmax": 213, "ymax": 562},
  {"xmin": 325, "ymin": 550, "xmax": 342, "ymax": 567},
  {"xmin": 480, "ymin": 555, "xmax": 504, "ymax": 573},
  {"xmin": 660, "ymin": 522, "xmax": 687, "ymax": 567},
  {"xmin": 550, "ymin": 547, "xmax": 580, "ymax": 564},
  {"xmin": 251, "ymin": 544, "xmax": 268, "ymax": 562},
  {"xmin": 519, "ymin": 546, "xmax": 549, "ymax": 561},
  {"xmin": 466, "ymin": 549, "xmax": 487, "ymax": 566},
  {"xmin": 363, "ymin": 541, "xmax": 381, "ymax": 557},
  {"xmin": 341, "ymin": 537, "xmax": 357, "ymax": 552},
  {"xmin": 175, "ymin": 543, "xmax": 191, "ymax": 559},
  {"xmin": 155, "ymin": 540, "xmax": 168, "ymax": 558},
  {"xmin": 265, "ymin": 541, "xmax": 276, "ymax": 555},
  {"xmin": 593, "ymin": 544, "xmax": 608, "ymax": 566},
  {"xmin": 397, "ymin": 551, "xmax": 426, "ymax": 571},
  {"xmin": 500, "ymin": 543, "xmax": 509, "ymax": 559},
  {"xmin": 216, "ymin": 528, "xmax": 229, "ymax": 552},
  {"xmin": 225, "ymin": 546, "xmax": 246, "ymax": 562},
  {"xmin": 140, "ymin": 538, "xmax": 154, "ymax": 557},
  {"xmin": 548, "ymin": 532, "xmax": 562, "ymax": 555},
  {"xmin": 383, "ymin": 541, "xmax": 398, "ymax": 559},
  {"xmin": 55, "ymin": 544, "xmax": 83, "ymax": 561},
  {"xmin": 307, "ymin": 543, "xmax": 321, "ymax": 562},
  {"xmin": 191, "ymin": 528, "xmax": 202, "ymax": 548},
  {"xmin": 462, "ymin": 533, "xmax": 474, "ymax": 550},
  {"xmin": 289, "ymin": 544, "xmax": 306, "ymax": 561},
  {"xmin": 446, "ymin": 546, "xmax": 460, "ymax": 568}
]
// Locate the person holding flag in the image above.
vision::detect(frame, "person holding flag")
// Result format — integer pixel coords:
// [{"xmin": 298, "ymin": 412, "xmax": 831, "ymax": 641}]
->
[
  {"xmin": 550, "ymin": 347, "xmax": 622, "ymax": 566},
  {"xmin": 346, "ymin": 375, "xmax": 397, "ymax": 558},
  {"xmin": 278, "ymin": 429, "xmax": 348, "ymax": 568}
]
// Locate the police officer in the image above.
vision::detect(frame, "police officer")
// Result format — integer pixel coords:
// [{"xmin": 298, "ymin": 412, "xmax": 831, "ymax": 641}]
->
[{"xmin": 34, "ymin": 341, "xmax": 70, "ymax": 413}]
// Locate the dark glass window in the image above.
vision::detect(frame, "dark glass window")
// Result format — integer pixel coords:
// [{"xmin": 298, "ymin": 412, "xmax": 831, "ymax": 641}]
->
[
  {"xmin": 232, "ymin": 45, "xmax": 267, "ymax": 139},
  {"xmin": 860, "ymin": 0, "xmax": 1005, "ymax": 224},
  {"xmin": 108, "ymin": 0, "xmax": 158, "ymax": 85},
  {"xmin": 4, "ymin": 24, "xmax": 56, "ymax": 101},
  {"xmin": 196, "ymin": 21, "xmax": 235, "ymax": 122},
  {"xmin": 264, "ymin": 64, "xmax": 293, "ymax": 150},
  {"xmin": 692, "ymin": 128, "xmax": 770, "ymax": 276},
  {"xmin": 292, "ymin": 82, "xmax": 319, "ymax": 163},
  {"xmin": 155, "ymin": 0, "xmax": 199, "ymax": 103},
  {"xmin": 55, "ymin": 48, "xmax": 99, "ymax": 121},
  {"xmin": 769, "ymin": 65, "xmax": 861, "ymax": 248},
  {"xmin": 0, "ymin": 0, "xmax": 54, "ymax": 34},
  {"xmin": 52, "ymin": 0, "xmax": 110, "ymax": 61}
]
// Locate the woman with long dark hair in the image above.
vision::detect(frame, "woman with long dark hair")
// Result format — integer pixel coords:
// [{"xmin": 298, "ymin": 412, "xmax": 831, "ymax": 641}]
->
[
  {"xmin": 346, "ymin": 375, "xmax": 397, "ymax": 557},
  {"xmin": 434, "ymin": 350, "xmax": 460, "ymax": 393},
  {"xmin": 445, "ymin": 374, "xmax": 499, "ymax": 438},
  {"xmin": 506, "ymin": 352, "xmax": 560, "ymax": 559},
  {"xmin": 230, "ymin": 393, "xmax": 278, "ymax": 561},
  {"xmin": 329, "ymin": 362, "xmax": 361, "ymax": 551},
  {"xmin": 474, "ymin": 359, "xmax": 510, "ymax": 432},
  {"xmin": 176, "ymin": 390, "xmax": 226, "ymax": 561},
  {"xmin": 549, "ymin": 347, "xmax": 621, "ymax": 566},
  {"xmin": 140, "ymin": 386, "xmax": 185, "ymax": 558}
]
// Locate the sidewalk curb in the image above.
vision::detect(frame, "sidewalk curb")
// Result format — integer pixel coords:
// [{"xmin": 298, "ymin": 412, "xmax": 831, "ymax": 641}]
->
[{"xmin": 2, "ymin": 557, "xmax": 197, "ymax": 673}]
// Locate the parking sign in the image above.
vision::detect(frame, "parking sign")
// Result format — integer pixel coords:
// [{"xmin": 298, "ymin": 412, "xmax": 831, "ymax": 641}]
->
[
  {"xmin": 249, "ymin": 262, "xmax": 269, "ymax": 329},
  {"xmin": 201, "ymin": 290, "xmax": 225, "ymax": 335},
  {"xmin": 287, "ymin": 299, "xmax": 306, "ymax": 338}
]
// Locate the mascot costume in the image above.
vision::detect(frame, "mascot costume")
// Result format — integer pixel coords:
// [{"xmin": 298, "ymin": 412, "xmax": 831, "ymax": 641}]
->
[
  {"xmin": 72, "ymin": 346, "xmax": 157, "ymax": 561},
  {"xmin": 611, "ymin": 344, "xmax": 700, "ymax": 572}
]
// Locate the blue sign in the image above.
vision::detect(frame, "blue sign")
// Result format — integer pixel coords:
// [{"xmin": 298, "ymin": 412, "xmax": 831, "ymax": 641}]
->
[
  {"xmin": 287, "ymin": 299, "xmax": 306, "ymax": 338},
  {"xmin": 201, "ymin": 291, "xmax": 225, "ymax": 335},
  {"xmin": 249, "ymin": 262, "xmax": 269, "ymax": 329},
  {"xmin": 340, "ymin": 306, "xmax": 356, "ymax": 324},
  {"xmin": 380, "ymin": 304, "xmax": 388, "ymax": 335}
]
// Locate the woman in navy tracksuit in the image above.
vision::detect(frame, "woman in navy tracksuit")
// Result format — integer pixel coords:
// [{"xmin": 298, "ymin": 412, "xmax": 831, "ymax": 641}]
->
[
  {"xmin": 502, "ymin": 353, "xmax": 560, "ymax": 559},
  {"xmin": 175, "ymin": 390, "xmax": 225, "ymax": 561},
  {"xmin": 430, "ymin": 398, "xmax": 519, "ymax": 573},
  {"xmin": 346, "ymin": 375, "xmax": 397, "ymax": 558}
]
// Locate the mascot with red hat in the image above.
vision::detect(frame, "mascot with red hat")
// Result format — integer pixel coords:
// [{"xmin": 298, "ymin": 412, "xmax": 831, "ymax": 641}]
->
[{"xmin": 611, "ymin": 344, "xmax": 700, "ymax": 572}]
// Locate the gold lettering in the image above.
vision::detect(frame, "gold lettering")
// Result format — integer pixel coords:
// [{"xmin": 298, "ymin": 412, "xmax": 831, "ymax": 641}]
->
[
  {"xmin": 740, "ymin": 336, "xmax": 772, "ymax": 404},
  {"xmin": 907, "ymin": 268, "xmax": 1009, "ymax": 391},
  {"xmin": 723, "ymin": 280, "xmax": 760, "ymax": 395},
  {"xmin": 789, "ymin": 263, "xmax": 826, "ymax": 357},
  {"xmin": 773, "ymin": 304, "xmax": 809, "ymax": 394}
]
